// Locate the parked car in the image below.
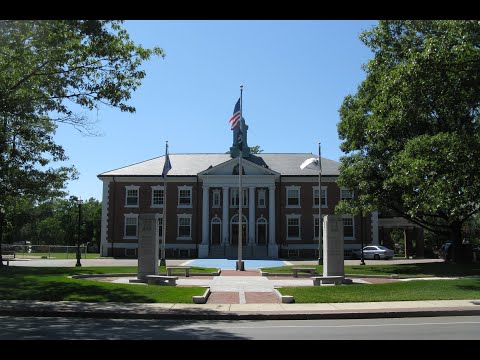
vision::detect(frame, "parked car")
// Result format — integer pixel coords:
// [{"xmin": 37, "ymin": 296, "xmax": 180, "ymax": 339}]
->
[
  {"xmin": 439, "ymin": 242, "xmax": 452, "ymax": 260},
  {"xmin": 352, "ymin": 245, "xmax": 395, "ymax": 260}
]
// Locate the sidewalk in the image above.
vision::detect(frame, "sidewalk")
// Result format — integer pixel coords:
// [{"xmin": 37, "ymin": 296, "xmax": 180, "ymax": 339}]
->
[{"xmin": 1, "ymin": 299, "xmax": 479, "ymax": 320}]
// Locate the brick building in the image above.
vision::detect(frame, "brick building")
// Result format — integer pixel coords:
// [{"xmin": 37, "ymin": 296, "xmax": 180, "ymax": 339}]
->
[{"xmin": 97, "ymin": 117, "xmax": 417, "ymax": 259}]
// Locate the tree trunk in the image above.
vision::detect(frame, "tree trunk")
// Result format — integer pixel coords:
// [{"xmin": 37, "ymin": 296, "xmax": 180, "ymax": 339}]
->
[
  {"xmin": 450, "ymin": 222, "xmax": 471, "ymax": 263},
  {"xmin": 0, "ymin": 210, "xmax": 4, "ymax": 267}
]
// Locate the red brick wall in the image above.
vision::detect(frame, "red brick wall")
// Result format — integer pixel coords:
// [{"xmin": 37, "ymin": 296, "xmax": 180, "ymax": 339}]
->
[{"xmin": 105, "ymin": 177, "xmax": 371, "ymax": 254}]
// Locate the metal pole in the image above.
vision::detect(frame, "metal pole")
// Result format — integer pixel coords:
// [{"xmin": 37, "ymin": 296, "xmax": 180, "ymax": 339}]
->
[
  {"xmin": 318, "ymin": 142, "xmax": 323, "ymax": 265},
  {"xmin": 76, "ymin": 199, "xmax": 82, "ymax": 267},
  {"xmin": 160, "ymin": 141, "xmax": 168, "ymax": 267},
  {"xmin": 160, "ymin": 179, "xmax": 167, "ymax": 266},
  {"xmin": 360, "ymin": 210, "xmax": 365, "ymax": 265},
  {"xmin": 236, "ymin": 85, "xmax": 244, "ymax": 271}
]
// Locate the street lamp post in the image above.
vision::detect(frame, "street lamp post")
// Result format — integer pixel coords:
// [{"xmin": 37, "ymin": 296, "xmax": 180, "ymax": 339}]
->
[
  {"xmin": 76, "ymin": 198, "xmax": 83, "ymax": 267},
  {"xmin": 360, "ymin": 210, "xmax": 365, "ymax": 265},
  {"xmin": 299, "ymin": 144, "xmax": 323, "ymax": 265}
]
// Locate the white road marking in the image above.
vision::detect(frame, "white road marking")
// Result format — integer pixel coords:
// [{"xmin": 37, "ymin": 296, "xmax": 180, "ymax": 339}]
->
[{"xmin": 175, "ymin": 321, "xmax": 480, "ymax": 330}]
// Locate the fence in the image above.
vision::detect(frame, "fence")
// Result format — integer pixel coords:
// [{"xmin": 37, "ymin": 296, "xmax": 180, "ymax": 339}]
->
[{"xmin": 1, "ymin": 244, "xmax": 91, "ymax": 259}]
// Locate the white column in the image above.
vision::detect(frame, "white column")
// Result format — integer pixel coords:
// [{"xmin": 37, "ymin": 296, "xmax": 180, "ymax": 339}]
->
[
  {"xmin": 248, "ymin": 186, "xmax": 255, "ymax": 245},
  {"xmin": 202, "ymin": 186, "xmax": 209, "ymax": 244},
  {"xmin": 268, "ymin": 185, "xmax": 278, "ymax": 257},
  {"xmin": 371, "ymin": 210, "xmax": 379, "ymax": 245},
  {"xmin": 100, "ymin": 179, "xmax": 111, "ymax": 257},
  {"xmin": 199, "ymin": 185, "xmax": 209, "ymax": 257},
  {"xmin": 222, "ymin": 186, "xmax": 229, "ymax": 245}
]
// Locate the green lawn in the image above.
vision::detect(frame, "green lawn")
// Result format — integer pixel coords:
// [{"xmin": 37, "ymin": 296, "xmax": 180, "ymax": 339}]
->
[
  {"xmin": 0, "ymin": 266, "xmax": 213, "ymax": 303},
  {"xmin": 262, "ymin": 262, "xmax": 480, "ymax": 277},
  {"xmin": 277, "ymin": 278, "xmax": 480, "ymax": 303}
]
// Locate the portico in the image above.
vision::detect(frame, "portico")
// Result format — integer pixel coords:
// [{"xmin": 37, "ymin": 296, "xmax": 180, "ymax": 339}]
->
[{"xmin": 198, "ymin": 157, "xmax": 280, "ymax": 258}]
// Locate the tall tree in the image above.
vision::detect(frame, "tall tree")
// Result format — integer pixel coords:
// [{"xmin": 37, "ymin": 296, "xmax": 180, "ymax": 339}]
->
[
  {"xmin": 0, "ymin": 21, "xmax": 164, "ymax": 265},
  {"xmin": 336, "ymin": 20, "xmax": 480, "ymax": 263}
]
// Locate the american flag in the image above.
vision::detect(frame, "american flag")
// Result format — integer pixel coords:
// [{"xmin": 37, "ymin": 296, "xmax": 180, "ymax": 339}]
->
[
  {"xmin": 162, "ymin": 148, "xmax": 172, "ymax": 178},
  {"xmin": 228, "ymin": 98, "xmax": 241, "ymax": 130}
]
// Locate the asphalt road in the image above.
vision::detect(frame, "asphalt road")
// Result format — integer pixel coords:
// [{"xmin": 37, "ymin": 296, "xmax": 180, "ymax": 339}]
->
[{"xmin": 2, "ymin": 316, "xmax": 479, "ymax": 340}]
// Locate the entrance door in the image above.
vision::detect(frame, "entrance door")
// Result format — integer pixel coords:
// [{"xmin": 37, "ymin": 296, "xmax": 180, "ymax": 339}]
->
[
  {"xmin": 257, "ymin": 217, "xmax": 268, "ymax": 245},
  {"xmin": 211, "ymin": 217, "xmax": 221, "ymax": 245},
  {"xmin": 231, "ymin": 214, "xmax": 247, "ymax": 245}
]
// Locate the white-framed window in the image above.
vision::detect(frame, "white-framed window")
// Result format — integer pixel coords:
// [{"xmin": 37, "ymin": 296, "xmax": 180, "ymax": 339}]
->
[
  {"xmin": 313, "ymin": 215, "xmax": 324, "ymax": 240},
  {"xmin": 212, "ymin": 190, "xmax": 221, "ymax": 208},
  {"xmin": 258, "ymin": 189, "xmax": 266, "ymax": 208},
  {"xmin": 230, "ymin": 188, "xmax": 248, "ymax": 207},
  {"xmin": 286, "ymin": 214, "xmax": 301, "ymax": 240},
  {"xmin": 313, "ymin": 186, "xmax": 327, "ymax": 208},
  {"xmin": 341, "ymin": 188, "xmax": 354, "ymax": 201},
  {"xmin": 342, "ymin": 215, "xmax": 354, "ymax": 239},
  {"xmin": 177, "ymin": 214, "xmax": 192, "ymax": 240},
  {"xmin": 124, "ymin": 214, "xmax": 139, "ymax": 238},
  {"xmin": 178, "ymin": 186, "xmax": 192, "ymax": 208},
  {"xmin": 286, "ymin": 186, "xmax": 301, "ymax": 208},
  {"xmin": 151, "ymin": 185, "xmax": 164, "ymax": 208},
  {"xmin": 125, "ymin": 185, "xmax": 139, "ymax": 207}
]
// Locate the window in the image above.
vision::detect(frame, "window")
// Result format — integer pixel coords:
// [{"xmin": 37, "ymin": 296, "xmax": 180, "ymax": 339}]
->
[
  {"xmin": 178, "ymin": 186, "xmax": 192, "ymax": 207},
  {"xmin": 286, "ymin": 215, "xmax": 301, "ymax": 240},
  {"xmin": 230, "ymin": 188, "xmax": 248, "ymax": 207},
  {"xmin": 343, "ymin": 215, "xmax": 354, "ymax": 239},
  {"xmin": 151, "ymin": 186, "xmax": 164, "ymax": 207},
  {"xmin": 258, "ymin": 190, "xmax": 266, "ymax": 208},
  {"xmin": 125, "ymin": 186, "xmax": 139, "ymax": 207},
  {"xmin": 124, "ymin": 214, "xmax": 138, "ymax": 238},
  {"xmin": 313, "ymin": 186, "xmax": 327, "ymax": 208},
  {"xmin": 212, "ymin": 190, "xmax": 221, "ymax": 208},
  {"xmin": 286, "ymin": 186, "xmax": 300, "ymax": 207},
  {"xmin": 341, "ymin": 188, "xmax": 353, "ymax": 201},
  {"xmin": 313, "ymin": 215, "xmax": 324, "ymax": 239},
  {"xmin": 177, "ymin": 215, "xmax": 192, "ymax": 239}
]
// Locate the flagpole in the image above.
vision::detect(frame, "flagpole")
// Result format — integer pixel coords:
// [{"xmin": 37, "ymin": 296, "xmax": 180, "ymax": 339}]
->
[
  {"xmin": 160, "ymin": 141, "xmax": 168, "ymax": 267},
  {"xmin": 318, "ymin": 142, "xmax": 323, "ymax": 265},
  {"xmin": 236, "ymin": 85, "xmax": 245, "ymax": 271}
]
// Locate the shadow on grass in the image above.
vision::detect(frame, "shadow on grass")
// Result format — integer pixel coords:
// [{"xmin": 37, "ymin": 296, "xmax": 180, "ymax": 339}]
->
[
  {"xmin": 0, "ymin": 267, "xmax": 202, "ymax": 303},
  {"xmin": 347, "ymin": 262, "xmax": 480, "ymax": 277}
]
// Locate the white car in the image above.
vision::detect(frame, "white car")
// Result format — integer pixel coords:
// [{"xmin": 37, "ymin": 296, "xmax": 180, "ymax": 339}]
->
[{"xmin": 352, "ymin": 245, "xmax": 395, "ymax": 260}]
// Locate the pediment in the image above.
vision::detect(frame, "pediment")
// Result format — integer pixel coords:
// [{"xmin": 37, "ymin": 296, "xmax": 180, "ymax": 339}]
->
[{"xmin": 198, "ymin": 157, "xmax": 279, "ymax": 176}]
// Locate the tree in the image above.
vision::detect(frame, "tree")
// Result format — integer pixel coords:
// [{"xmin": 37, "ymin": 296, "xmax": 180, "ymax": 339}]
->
[
  {"xmin": 250, "ymin": 145, "xmax": 263, "ymax": 154},
  {"xmin": 0, "ymin": 21, "xmax": 164, "ymax": 265},
  {"xmin": 336, "ymin": 20, "xmax": 480, "ymax": 263}
]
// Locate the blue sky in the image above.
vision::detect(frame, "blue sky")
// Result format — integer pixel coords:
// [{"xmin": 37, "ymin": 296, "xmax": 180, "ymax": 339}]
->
[{"xmin": 54, "ymin": 20, "xmax": 377, "ymax": 201}]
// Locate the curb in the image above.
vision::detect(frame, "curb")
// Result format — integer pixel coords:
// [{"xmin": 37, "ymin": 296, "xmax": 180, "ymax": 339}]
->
[
  {"xmin": 273, "ymin": 288, "xmax": 294, "ymax": 303},
  {"xmin": 1, "ymin": 307, "xmax": 480, "ymax": 321},
  {"xmin": 192, "ymin": 287, "xmax": 211, "ymax": 304}
]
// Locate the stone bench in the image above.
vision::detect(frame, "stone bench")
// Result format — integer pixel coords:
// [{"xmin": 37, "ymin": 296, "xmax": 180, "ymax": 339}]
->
[
  {"xmin": 166, "ymin": 266, "xmax": 190, "ymax": 277},
  {"xmin": 1, "ymin": 253, "xmax": 15, "ymax": 266},
  {"xmin": 312, "ymin": 276, "xmax": 344, "ymax": 286},
  {"xmin": 292, "ymin": 267, "xmax": 316, "ymax": 277},
  {"xmin": 145, "ymin": 275, "xmax": 178, "ymax": 286}
]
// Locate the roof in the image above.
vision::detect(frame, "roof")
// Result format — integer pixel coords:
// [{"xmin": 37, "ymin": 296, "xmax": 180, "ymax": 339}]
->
[{"xmin": 98, "ymin": 153, "xmax": 340, "ymax": 177}]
